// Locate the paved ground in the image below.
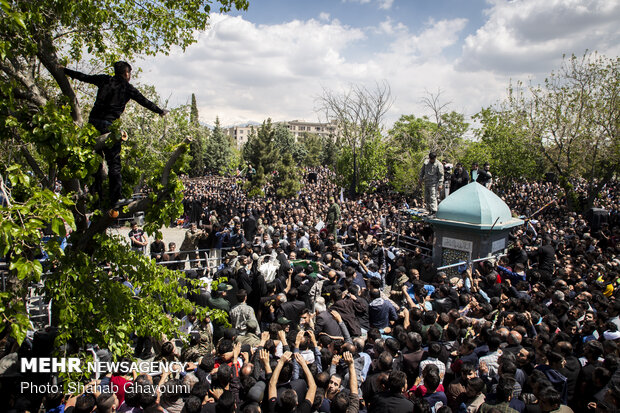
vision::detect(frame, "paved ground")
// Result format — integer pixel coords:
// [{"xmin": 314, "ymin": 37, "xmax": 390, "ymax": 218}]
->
[{"xmin": 108, "ymin": 225, "xmax": 187, "ymax": 255}]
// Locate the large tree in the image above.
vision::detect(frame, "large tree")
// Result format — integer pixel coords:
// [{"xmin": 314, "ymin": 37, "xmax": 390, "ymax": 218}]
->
[
  {"xmin": 204, "ymin": 117, "xmax": 233, "ymax": 175},
  {"xmin": 505, "ymin": 53, "xmax": 619, "ymax": 208},
  {"xmin": 242, "ymin": 119, "xmax": 278, "ymax": 174},
  {"xmin": 0, "ymin": 0, "xmax": 248, "ymax": 356},
  {"xmin": 317, "ymin": 82, "xmax": 392, "ymax": 195},
  {"xmin": 466, "ymin": 107, "xmax": 545, "ymax": 182},
  {"xmin": 421, "ymin": 90, "xmax": 469, "ymax": 161},
  {"xmin": 386, "ymin": 115, "xmax": 435, "ymax": 195}
]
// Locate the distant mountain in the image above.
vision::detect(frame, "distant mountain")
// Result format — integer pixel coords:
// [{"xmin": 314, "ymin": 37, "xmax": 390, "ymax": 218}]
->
[{"xmin": 222, "ymin": 121, "xmax": 261, "ymax": 128}]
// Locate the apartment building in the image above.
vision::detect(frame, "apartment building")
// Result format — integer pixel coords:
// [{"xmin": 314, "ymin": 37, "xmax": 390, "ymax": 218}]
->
[
  {"xmin": 223, "ymin": 124, "xmax": 257, "ymax": 147},
  {"xmin": 281, "ymin": 119, "xmax": 339, "ymax": 139},
  {"xmin": 224, "ymin": 119, "xmax": 339, "ymax": 147}
]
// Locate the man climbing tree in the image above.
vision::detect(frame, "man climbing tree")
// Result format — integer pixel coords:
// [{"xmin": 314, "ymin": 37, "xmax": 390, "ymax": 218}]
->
[{"xmin": 63, "ymin": 61, "xmax": 169, "ymax": 215}]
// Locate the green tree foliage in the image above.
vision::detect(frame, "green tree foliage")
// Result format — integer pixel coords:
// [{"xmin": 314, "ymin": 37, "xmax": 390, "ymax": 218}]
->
[
  {"xmin": 420, "ymin": 91, "xmax": 469, "ymax": 161},
  {"xmin": 336, "ymin": 134, "xmax": 388, "ymax": 194},
  {"xmin": 273, "ymin": 123, "xmax": 307, "ymax": 165},
  {"xmin": 321, "ymin": 136, "xmax": 339, "ymax": 168},
  {"xmin": 243, "ymin": 119, "xmax": 278, "ymax": 174},
  {"xmin": 247, "ymin": 165, "xmax": 266, "ymax": 198},
  {"xmin": 120, "ymin": 86, "xmax": 206, "ymax": 181},
  {"xmin": 386, "ymin": 110, "xmax": 468, "ymax": 194},
  {"xmin": 273, "ymin": 123, "xmax": 295, "ymax": 154},
  {"xmin": 189, "ymin": 132, "xmax": 208, "ymax": 177},
  {"xmin": 275, "ymin": 153, "xmax": 302, "ymax": 198},
  {"xmin": 243, "ymin": 120, "xmax": 279, "ymax": 196},
  {"xmin": 503, "ymin": 53, "xmax": 619, "ymax": 207},
  {"xmin": 299, "ymin": 133, "xmax": 323, "ymax": 167},
  {"xmin": 436, "ymin": 111, "xmax": 469, "ymax": 161},
  {"xmin": 469, "ymin": 107, "xmax": 545, "ymax": 182},
  {"xmin": 186, "ymin": 94, "xmax": 210, "ymax": 176},
  {"xmin": 190, "ymin": 93, "xmax": 199, "ymax": 125},
  {"xmin": 0, "ymin": 0, "xmax": 248, "ymax": 354},
  {"xmin": 205, "ymin": 117, "xmax": 233, "ymax": 175},
  {"xmin": 318, "ymin": 82, "xmax": 392, "ymax": 195},
  {"xmin": 223, "ymin": 145, "xmax": 243, "ymax": 176},
  {"xmin": 386, "ymin": 115, "xmax": 435, "ymax": 194}
]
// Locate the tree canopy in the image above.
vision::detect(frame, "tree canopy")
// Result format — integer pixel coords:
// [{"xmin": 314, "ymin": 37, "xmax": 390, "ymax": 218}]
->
[{"xmin": 0, "ymin": 0, "xmax": 248, "ymax": 359}]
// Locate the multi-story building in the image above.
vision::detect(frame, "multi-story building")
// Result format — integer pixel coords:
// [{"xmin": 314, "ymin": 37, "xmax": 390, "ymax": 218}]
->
[
  {"xmin": 224, "ymin": 119, "xmax": 339, "ymax": 147},
  {"xmin": 281, "ymin": 119, "xmax": 339, "ymax": 139},
  {"xmin": 223, "ymin": 124, "xmax": 257, "ymax": 147}
]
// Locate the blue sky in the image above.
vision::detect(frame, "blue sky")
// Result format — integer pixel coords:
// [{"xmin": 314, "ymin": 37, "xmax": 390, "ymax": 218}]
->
[{"xmin": 138, "ymin": 0, "xmax": 620, "ymax": 127}]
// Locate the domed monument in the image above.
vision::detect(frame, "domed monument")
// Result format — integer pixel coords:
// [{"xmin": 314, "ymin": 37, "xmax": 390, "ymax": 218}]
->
[{"xmin": 427, "ymin": 182, "xmax": 523, "ymax": 269}]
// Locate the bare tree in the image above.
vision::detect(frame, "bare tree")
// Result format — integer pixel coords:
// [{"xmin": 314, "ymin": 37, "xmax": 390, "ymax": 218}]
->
[
  {"xmin": 421, "ymin": 88, "xmax": 468, "ymax": 161},
  {"xmin": 422, "ymin": 88, "xmax": 452, "ymax": 128},
  {"xmin": 316, "ymin": 81, "xmax": 392, "ymax": 195}
]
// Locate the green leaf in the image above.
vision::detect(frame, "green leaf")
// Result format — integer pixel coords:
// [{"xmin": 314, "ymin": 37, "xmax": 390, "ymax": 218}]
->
[{"xmin": 51, "ymin": 218, "xmax": 65, "ymax": 236}]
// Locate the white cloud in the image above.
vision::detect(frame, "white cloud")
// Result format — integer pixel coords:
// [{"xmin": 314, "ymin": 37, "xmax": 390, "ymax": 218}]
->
[
  {"xmin": 138, "ymin": 14, "xmax": 366, "ymax": 125},
  {"xmin": 342, "ymin": 0, "xmax": 394, "ymax": 9},
  {"xmin": 136, "ymin": 2, "xmax": 619, "ymax": 130},
  {"xmin": 378, "ymin": 0, "xmax": 394, "ymax": 10},
  {"xmin": 460, "ymin": 0, "xmax": 620, "ymax": 74},
  {"xmin": 137, "ymin": 14, "xmax": 498, "ymax": 127},
  {"xmin": 392, "ymin": 18, "xmax": 468, "ymax": 57}
]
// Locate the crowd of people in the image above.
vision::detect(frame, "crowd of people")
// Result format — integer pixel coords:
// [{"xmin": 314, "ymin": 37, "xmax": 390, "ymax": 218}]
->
[{"xmin": 5, "ymin": 165, "xmax": 620, "ymax": 413}]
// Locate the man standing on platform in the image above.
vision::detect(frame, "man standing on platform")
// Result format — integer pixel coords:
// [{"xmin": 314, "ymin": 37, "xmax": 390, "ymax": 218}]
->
[{"xmin": 419, "ymin": 152, "xmax": 444, "ymax": 215}]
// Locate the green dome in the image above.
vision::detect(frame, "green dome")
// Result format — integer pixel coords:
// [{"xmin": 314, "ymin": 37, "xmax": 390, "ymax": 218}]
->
[{"xmin": 432, "ymin": 182, "xmax": 522, "ymax": 230}]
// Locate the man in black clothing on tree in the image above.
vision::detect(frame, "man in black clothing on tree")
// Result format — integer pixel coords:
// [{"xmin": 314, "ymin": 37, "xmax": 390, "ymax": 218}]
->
[{"xmin": 63, "ymin": 61, "xmax": 168, "ymax": 215}]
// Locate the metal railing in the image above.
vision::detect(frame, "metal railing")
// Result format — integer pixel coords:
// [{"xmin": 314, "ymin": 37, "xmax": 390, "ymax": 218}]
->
[
  {"xmin": 382, "ymin": 230, "xmax": 432, "ymax": 258},
  {"xmin": 436, "ymin": 253, "xmax": 507, "ymax": 271}
]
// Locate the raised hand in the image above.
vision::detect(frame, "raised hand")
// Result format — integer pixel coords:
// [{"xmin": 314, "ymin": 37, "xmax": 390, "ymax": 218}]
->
[
  {"xmin": 343, "ymin": 351, "xmax": 354, "ymax": 365},
  {"xmin": 260, "ymin": 331, "xmax": 270, "ymax": 346},
  {"xmin": 280, "ymin": 350, "xmax": 293, "ymax": 363},
  {"xmin": 295, "ymin": 330, "xmax": 305, "ymax": 348},
  {"xmin": 307, "ymin": 330, "xmax": 317, "ymax": 347},
  {"xmin": 294, "ymin": 352, "xmax": 306, "ymax": 365},
  {"xmin": 232, "ymin": 342, "xmax": 242, "ymax": 361}
]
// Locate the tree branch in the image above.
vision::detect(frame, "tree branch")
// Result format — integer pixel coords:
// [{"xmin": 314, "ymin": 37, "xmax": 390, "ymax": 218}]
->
[
  {"xmin": 35, "ymin": 33, "xmax": 83, "ymax": 125},
  {"xmin": 162, "ymin": 137, "xmax": 192, "ymax": 187},
  {"xmin": 93, "ymin": 133, "xmax": 113, "ymax": 152},
  {"xmin": 73, "ymin": 137, "xmax": 191, "ymax": 253},
  {"xmin": 20, "ymin": 147, "xmax": 50, "ymax": 188},
  {"xmin": 0, "ymin": 59, "xmax": 48, "ymax": 107}
]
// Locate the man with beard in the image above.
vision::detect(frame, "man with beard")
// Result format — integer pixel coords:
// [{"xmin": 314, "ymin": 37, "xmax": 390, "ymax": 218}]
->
[{"xmin": 450, "ymin": 162, "xmax": 470, "ymax": 194}]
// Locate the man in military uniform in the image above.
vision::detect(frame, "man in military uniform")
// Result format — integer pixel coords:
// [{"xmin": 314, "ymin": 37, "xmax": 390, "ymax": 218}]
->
[
  {"xmin": 229, "ymin": 289, "xmax": 260, "ymax": 335},
  {"xmin": 178, "ymin": 223, "xmax": 203, "ymax": 268},
  {"xmin": 326, "ymin": 197, "xmax": 340, "ymax": 240},
  {"xmin": 236, "ymin": 319, "xmax": 261, "ymax": 347},
  {"xmin": 182, "ymin": 315, "xmax": 215, "ymax": 361},
  {"xmin": 207, "ymin": 283, "xmax": 233, "ymax": 312},
  {"xmin": 419, "ymin": 152, "xmax": 444, "ymax": 215}
]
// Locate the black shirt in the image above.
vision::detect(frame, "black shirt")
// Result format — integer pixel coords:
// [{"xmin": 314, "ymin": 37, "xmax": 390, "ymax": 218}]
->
[
  {"xmin": 64, "ymin": 68, "xmax": 164, "ymax": 123},
  {"xmin": 266, "ymin": 397, "xmax": 312, "ymax": 413},
  {"xmin": 369, "ymin": 392, "xmax": 414, "ymax": 413}
]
